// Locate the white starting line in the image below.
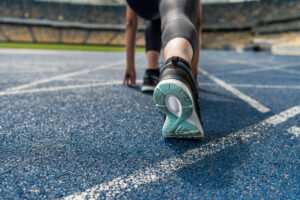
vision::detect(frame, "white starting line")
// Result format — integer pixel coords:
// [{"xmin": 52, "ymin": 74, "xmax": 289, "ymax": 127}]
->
[
  {"xmin": 3, "ymin": 59, "xmax": 126, "ymax": 92},
  {"xmin": 0, "ymin": 80, "xmax": 143, "ymax": 96},
  {"xmin": 62, "ymin": 105, "xmax": 300, "ymax": 200},
  {"xmin": 1, "ymin": 80, "xmax": 299, "ymax": 97}
]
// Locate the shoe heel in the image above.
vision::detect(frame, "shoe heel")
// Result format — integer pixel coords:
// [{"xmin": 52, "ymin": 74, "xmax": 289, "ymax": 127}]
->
[{"xmin": 153, "ymin": 80, "xmax": 203, "ymax": 138}]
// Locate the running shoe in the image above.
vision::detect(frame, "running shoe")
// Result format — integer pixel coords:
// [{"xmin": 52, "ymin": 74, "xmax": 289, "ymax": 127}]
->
[
  {"xmin": 141, "ymin": 69, "xmax": 160, "ymax": 92},
  {"xmin": 153, "ymin": 56, "xmax": 204, "ymax": 139}
]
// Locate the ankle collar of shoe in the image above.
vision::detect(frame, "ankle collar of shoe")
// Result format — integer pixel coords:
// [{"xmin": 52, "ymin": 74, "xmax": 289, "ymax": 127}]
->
[
  {"xmin": 161, "ymin": 56, "xmax": 192, "ymax": 76},
  {"xmin": 146, "ymin": 69, "xmax": 160, "ymax": 72},
  {"xmin": 161, "ymin": 56, "xmax": 199, "ymax": 96},
  {"xmin": 146, "ymin": 69, "xmax": 160, "ymax": 76},
  {"xmin": 165, "ymin": 56, "xmax": 191, "ymax": 69}
]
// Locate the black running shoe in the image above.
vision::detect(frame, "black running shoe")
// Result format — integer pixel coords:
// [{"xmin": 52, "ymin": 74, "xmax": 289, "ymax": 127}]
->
[
  {"xmin": 153, "ymin": 56, "xmax": 204, "ymax": 139},
  {"xmin": 141, "ymin": 69, "xmax": 160, "ymax": 92}
]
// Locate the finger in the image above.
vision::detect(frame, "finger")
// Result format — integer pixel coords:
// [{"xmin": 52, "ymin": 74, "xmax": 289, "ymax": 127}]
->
[
  {"xmin": 131, "ymin": 77, "xmax": 136, "ymax": 87},
  {"xmin": 123, "ymin": 77, "xmax": 128, "ymax": 85},
  {"xmin": 123, "ymin": 73, "xmax": 129, "ymax": 85},
  {"xmin": 126, "ymin": 73, "xmax": 131, "ymax": 85}
]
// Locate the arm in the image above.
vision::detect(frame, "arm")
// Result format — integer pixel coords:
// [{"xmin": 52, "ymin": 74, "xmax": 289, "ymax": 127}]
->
[{"xmin": 123, "ymin": 6, "xmax": 138, "ymax": 87}]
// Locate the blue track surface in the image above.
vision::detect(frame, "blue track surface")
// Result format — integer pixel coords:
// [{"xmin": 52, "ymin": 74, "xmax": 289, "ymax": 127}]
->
[{"xmin": 0, "ymin": 49, "xmax": 299, "ymax": 199}]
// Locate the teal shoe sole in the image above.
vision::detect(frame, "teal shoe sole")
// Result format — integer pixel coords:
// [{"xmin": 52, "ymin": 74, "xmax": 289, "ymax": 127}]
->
[{"xmin": 153, "ymin": 79, "xmax": 204, "ymax": 139}]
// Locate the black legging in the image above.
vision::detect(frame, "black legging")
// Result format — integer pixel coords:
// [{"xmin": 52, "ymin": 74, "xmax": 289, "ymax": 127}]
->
[
  {"xmin": 145, "ymin": 18, "xmax": 161, "ymax": 52},
  {"xmin": 126, "ymin": 0, "xmax": 198, "ymax": 55}
]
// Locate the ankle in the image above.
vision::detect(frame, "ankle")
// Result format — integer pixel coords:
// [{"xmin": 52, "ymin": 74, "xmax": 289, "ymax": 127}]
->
[{"xmin": 146, "ymin": 66, "xmax": 159, "ymax": 70}]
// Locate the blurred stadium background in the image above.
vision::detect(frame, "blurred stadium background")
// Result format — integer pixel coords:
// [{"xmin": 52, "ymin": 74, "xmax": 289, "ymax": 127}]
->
[
  {"xmin": 0, "ymin": 0, "xmax": 300, "ymax": 54},
  {"xmin": 0, "ymin": 1, "xmax": 300, "ymax": 199}
]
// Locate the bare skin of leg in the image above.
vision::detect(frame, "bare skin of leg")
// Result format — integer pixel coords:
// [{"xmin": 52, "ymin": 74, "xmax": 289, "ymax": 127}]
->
[
  {"xmin": 146, "ymin": 50, "xmax": 160, "ymax": 69},
  {"xmin": 163, "ymin": 37, "xmax": 194, "ymax": 65}
]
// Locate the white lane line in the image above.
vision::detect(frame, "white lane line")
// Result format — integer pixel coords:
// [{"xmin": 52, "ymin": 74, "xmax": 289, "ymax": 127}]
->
[
  {"xmin": 199, "ymin": 83, "xmax": 300, "ymax": 89},
  {"xmin": 287, "ymin": 126, "xmax": 300, "ymax": 139},
  {"xmin": 0, "ymin": 80, "xmax": 143, "ymax": 96},
  {"xmin": 3, "ymin": 60, "xmax": 125, "ymax": 92},
  {"xmin": 230, "ymin": 63, "xmax": 297, "ymax": 75},
  {"xmin": 62, "ymin": 106, "xmax": 300, "ymax": 200},
  {"xmin": 214, "ymin": 63, "xmax": 299, "ymax": 76},
  {"xmin": 0, "ymin": 49, "xmax": 109, "ymax": 55},
  {"xmin": 199, "ymin": 69, "xmax": 271, "ymax": 113},
  {"xmin": 278, "ymin": 68, "xmax": 300, "ymax": 75}
]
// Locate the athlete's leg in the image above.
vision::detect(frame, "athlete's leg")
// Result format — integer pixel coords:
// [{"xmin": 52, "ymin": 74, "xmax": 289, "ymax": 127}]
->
[
  {"xmin": 145, "ymin": 18, "xmax": 161, "ymax": 70},
  {"xmin": 146, "ymin": 51, "xmax": 160, "ymax": 69},
  {"xmin": 153, "ymin": 0, "xmax": 204, "ymax": 138},
  {"xmin": 127, "ymin": 0, "xmax": 204, "ymax": 138},
  {"xmin": 142, "ymin": 19, "xmax": 161, "ymax": 92},
  {"xmin": 159, "ymin": 0, "xmax": 199, "ymax": 64},
  {"xmin": 191, "ymin": 0, "xmax": 202, "ymax": 81}
]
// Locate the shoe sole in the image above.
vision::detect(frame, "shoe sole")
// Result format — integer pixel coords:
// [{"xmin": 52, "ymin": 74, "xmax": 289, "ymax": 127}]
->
[
  {"xmin": 153, "ymin": 79, "xmax": 204, "ymax": 139},
  {"xmin": 141, "ymin": 85, "xmax": 155, "ymax": 92}
]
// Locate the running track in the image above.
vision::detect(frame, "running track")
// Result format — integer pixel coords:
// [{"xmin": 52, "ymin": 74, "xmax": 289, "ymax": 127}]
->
[{"xmin": 0, "ymin": 49, "xmax": 299, "ymax": 199}]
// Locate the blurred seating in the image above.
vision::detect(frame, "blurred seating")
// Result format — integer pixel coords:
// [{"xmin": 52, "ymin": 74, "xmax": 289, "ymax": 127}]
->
[
  {"xmin": 0, "ymin": 30, "xmax": 6, "ymax": 41},
  {"xmin": 1, "ymin": 0, "xmax": 300, "ymax": 49},
  {"xmin": 61, "ymin": 29, "xmax": 87, "ymax": 44},
  {"xmin": 202, "ymin": 32, "xmax": 253, "ymax": 50},
  {"xmin": 86, "ymin": 31, "xmax": 117, "ymax": 45},
  {"xmin": 203, "ymin": 0, "xmax": 300, "ymax": 25},
  {"xmin": 1, "ymin": 24, "xmax": 33, "ymax": 42},
  {"xmin": 3, "ymin": 0, "xmax": 300, "ymax": 26},
  {"xmin": 254, "ymin": 31, "xmax": 300, "ymax": 47},
  {"xmin": 32, "ymin": 26, "xmax": 59, "ymax": 43},
  {"xmin": 0, "ymin": 0, "xmax": 127, "ymax": 24},
  {"xmin": 1, "ymin": 0, "xmax": 300, "ymax": 25},
  {"xmin": 109, "ymin": 32, "xmax": 126, "ymax": 46},
  {"xmin": 135, "ymin": 32, "xmax": 146, "ymax": 47}
]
